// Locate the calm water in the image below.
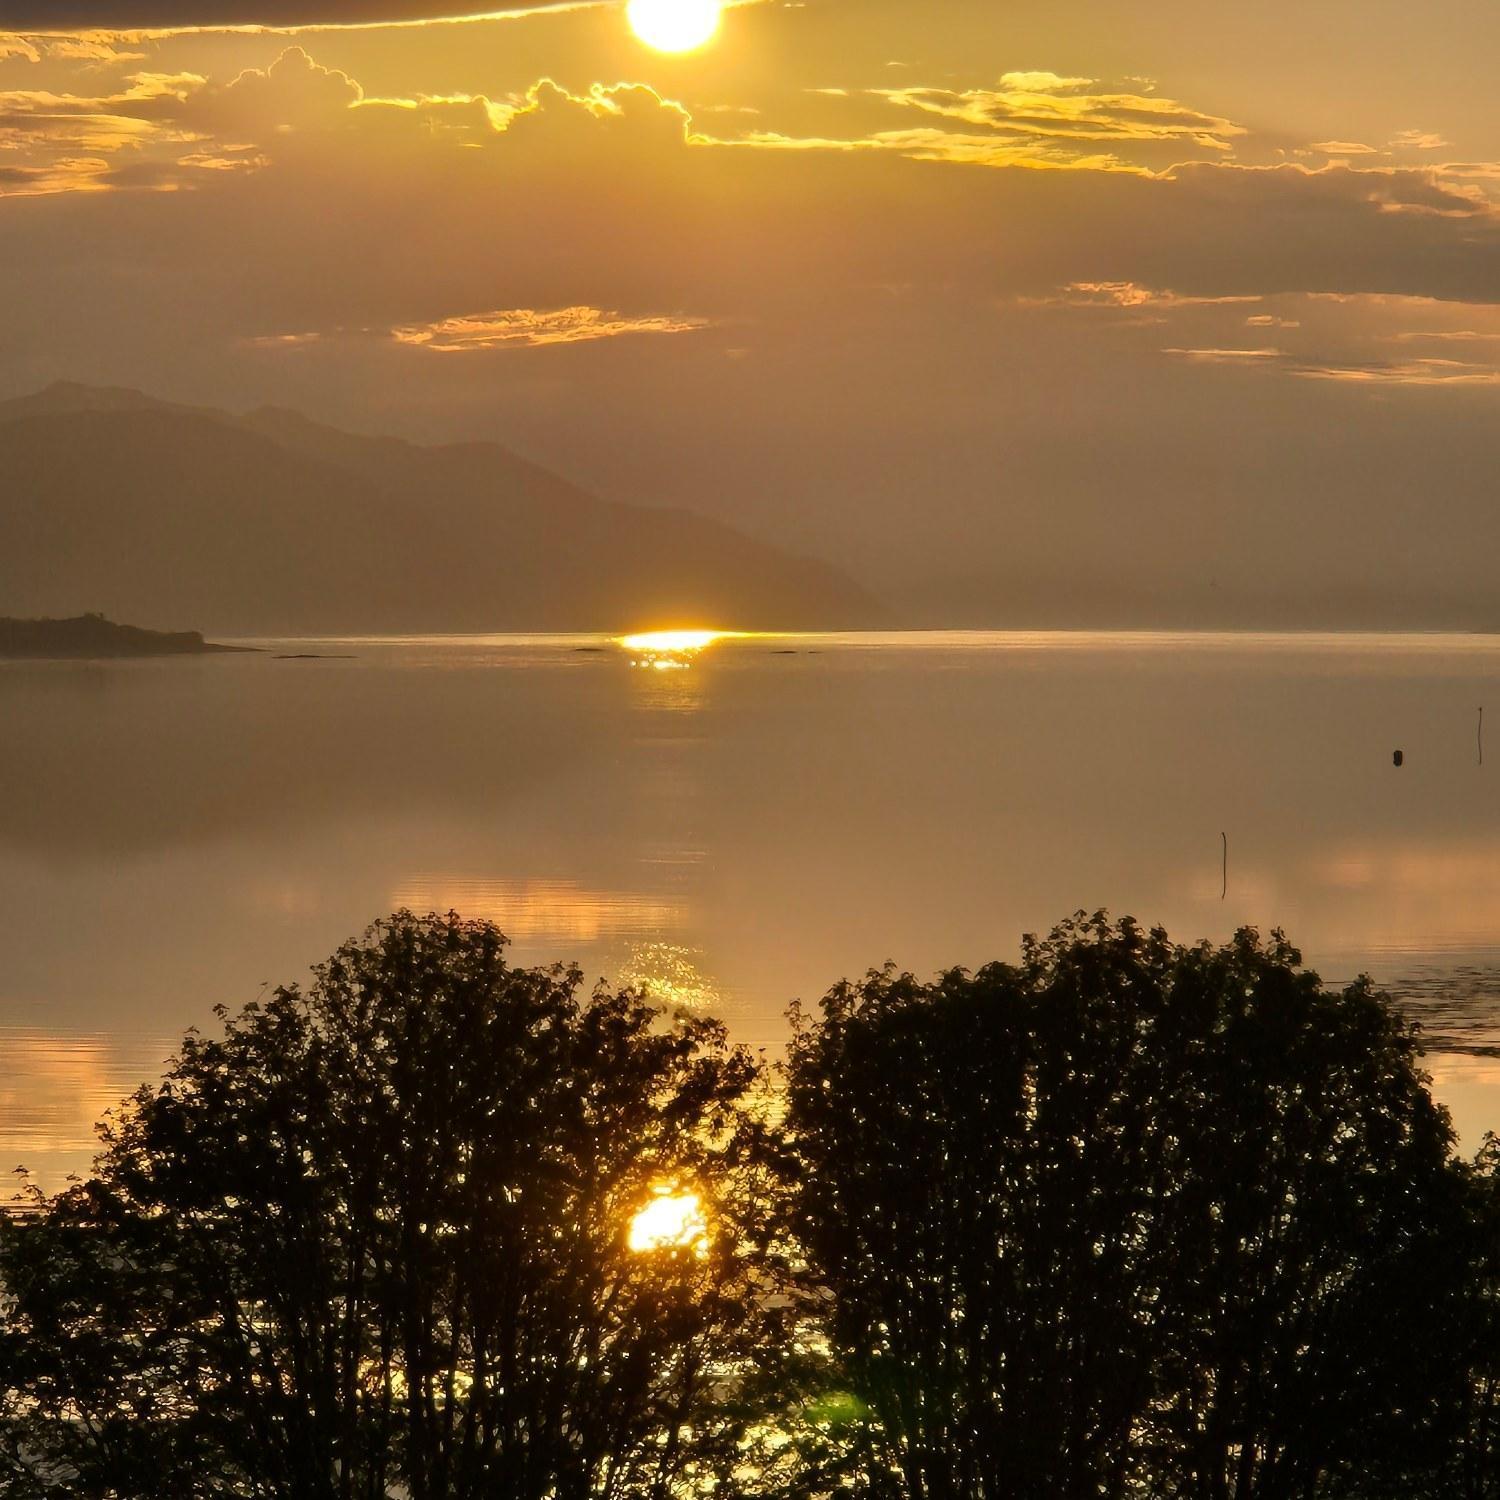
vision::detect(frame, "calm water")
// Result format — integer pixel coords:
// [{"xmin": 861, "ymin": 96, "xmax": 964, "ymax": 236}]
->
[{"xmin": 6, "ymin": 630, "xmax": 1500, "ymax": 1193}]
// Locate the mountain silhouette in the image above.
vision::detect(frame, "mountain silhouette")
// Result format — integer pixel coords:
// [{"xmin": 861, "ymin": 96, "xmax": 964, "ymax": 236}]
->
[{"xmin": 0, "ymin": 383, "xmax": 880, "ymax": 634}]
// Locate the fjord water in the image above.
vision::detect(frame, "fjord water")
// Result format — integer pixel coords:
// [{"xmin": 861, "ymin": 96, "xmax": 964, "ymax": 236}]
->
[{"xmin": 5, "ymin": 630, "xmax": 1500, "ymax": 1192}]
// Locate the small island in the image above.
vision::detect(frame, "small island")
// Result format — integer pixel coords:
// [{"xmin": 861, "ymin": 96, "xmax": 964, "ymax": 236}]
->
[{"xmin": 0, "ymin": 613, "xmax": 250, "ymax": 659}]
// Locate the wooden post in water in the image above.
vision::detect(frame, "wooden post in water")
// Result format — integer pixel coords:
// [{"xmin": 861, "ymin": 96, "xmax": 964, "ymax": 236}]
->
[{"xmin": 1221, "ymin": 832, "xmax": 1227, "ymax": 902}]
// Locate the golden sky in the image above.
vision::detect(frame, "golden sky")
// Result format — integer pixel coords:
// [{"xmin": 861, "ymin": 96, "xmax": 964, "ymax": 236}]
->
[{"xmin": 3, "ymin": 0, "xmax": 1500, "ymax": 614}]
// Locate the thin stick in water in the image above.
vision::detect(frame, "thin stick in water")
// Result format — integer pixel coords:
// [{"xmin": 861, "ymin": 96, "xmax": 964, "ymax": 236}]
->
[
  {"xmin": 1221, "ymin": 832, "xmax": 1227, "ymax": 902},
  {"xmin": 1480, "ymin": 707, "xmax": 1485, "ymax": 767}
]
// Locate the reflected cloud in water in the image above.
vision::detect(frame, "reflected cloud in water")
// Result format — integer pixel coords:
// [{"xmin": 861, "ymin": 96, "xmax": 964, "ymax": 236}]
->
[
  {"xmin": 389, "ymin": 877, "xmax": 684, "ymax": 945},
  {"xmin": 1423, "ymin": 1054, "xmax": 1500, "ymax": 1148},
  {"xmin": 0, "ymin": 1028, "xmax": 175, "ymax": 1194}
]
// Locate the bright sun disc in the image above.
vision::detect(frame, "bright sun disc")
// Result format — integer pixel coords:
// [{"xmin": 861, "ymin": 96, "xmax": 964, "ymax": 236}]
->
[{"xmin": 626, "ymin": 0, "xmax": 722, "ymax": 53}]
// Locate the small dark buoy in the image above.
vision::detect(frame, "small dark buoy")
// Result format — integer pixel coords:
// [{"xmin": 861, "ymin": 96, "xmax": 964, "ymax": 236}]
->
[{"xmin": 1393, "ymin": 749, "xmax": 1404, "ymax": 768}]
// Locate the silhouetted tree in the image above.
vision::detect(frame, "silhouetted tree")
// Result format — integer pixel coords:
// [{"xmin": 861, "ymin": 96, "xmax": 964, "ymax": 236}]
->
[
  {"xmin": 1139, "ymin": 932, "xmax": 1473, "ymax": 1500},
  {"xmin": 4, "ymin": 910, "xmax": 1490, "ymax": 1500},
  {"xmin": 1443, "ymin": 1136, "xmax": 1500, "ymax": 1500},
  {"xmin": 781, "ymin": 914, "xmax": 1468, "ymax": 1500},
  {"xmin": 0, "ymin": 912, "xmax": 773, "ymax": 1499}
]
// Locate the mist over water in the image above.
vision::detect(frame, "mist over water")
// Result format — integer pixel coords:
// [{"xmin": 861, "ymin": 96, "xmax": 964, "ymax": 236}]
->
[{"xmin": 5, "ymin": 629, "xmax": 1500, "ymax": 1190}]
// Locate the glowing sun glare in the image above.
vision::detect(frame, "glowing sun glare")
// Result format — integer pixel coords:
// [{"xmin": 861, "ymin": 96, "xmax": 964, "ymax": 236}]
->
[
  {"xmin": 618, "ymin": 630, "xmax": 726, "ymax": 654},
  {"xmin": 628, "ymin": 1189, "xmax": 709, "ymax": 1253},
  {"xmin": 626, "ymin": 0, "xmax": 723, "ymax": 53}
]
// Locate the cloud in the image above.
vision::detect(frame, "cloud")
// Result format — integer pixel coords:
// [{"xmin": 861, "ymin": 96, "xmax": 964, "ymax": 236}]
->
[
  {"xmin": 878, "ymin": 74, "xmax": 1244, "ymax": 155},
  {"xmin": 0, "ymin": 154, "xmax": 112, "ymax": 192},
  {"xmin": 1029, "ymin": 281, "xmax": 1261, "ymax": 309},
  {"xmin": 1167, "ymin": 157, "xmax": 1493, "ymax": 221},
  {"xmin": 996, "ymin": 71, "xmax": 1092, "ymax": 93},
  {"xmin": 4, "ymin": 45, "xmax": 1499, "ymax": 327},
  {"xmin": 1017, "ymin": 283, "xmax": 1500, "ymax": 395},
  {"xmin": 1392, "ymin": 328, "xmax": 1500, "ymax": 343},
  {"xmin": 0, "ymin": 0, "xmax": 591, "ymax": 32},
  {"xmin": 0, "ymin": 83, "xmax": 182, "ymax": 150},
  {"xmin": 0, "ymin": 59, "xmax": 701, "ymax": 201},
  {"xmin": 1390, "ymin": 128, "xmax": 1449, "ymax": 151},
  {"xmin": 1296, "ymin": 356, "xmax": 1500, "ymax": 385},
  {"xmin": 390, "ymin": 305, "xmax": 714, "ymax": 350},
  {"xmin": 1167, "ymin": 346, "xmax": 1500, "ymax": 386},
  {"xmin": 42, "ymin": 37, "xmax": 147, "ymax": 59},
  {"xmin": 729, "ymin": 77, "xmax": 1248, "ymax": 174},
  {"xmin": 1162, "ymin": 346, "xmax": 1284, "ymax": 363},
  {"xmin": 730, "ymin": 123, "xmax": 1145, "ymax": 173},
  {"xmin": 174, "ymin": 42, "xmax": 360, "ymax": 132},
  {"xmin": 3, "ymin": 45, "xmax": 1500, "ymax": 358},
  {"xmin": 0, "ymin": 68, "xmax": 203, "ymax": 194},
  {"xmin": 1151, "ymin": 291, "xmax": 1500, "ymax": 387}
]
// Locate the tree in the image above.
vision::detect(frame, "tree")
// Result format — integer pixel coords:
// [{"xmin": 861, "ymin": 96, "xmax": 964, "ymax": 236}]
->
[
  {"xmin": 0, "ymin": 911, "xmax": 772, "ymax": 1500},
  {"xmin": 1442, "ymin": 1136, "xmax": 1500, "ymax": 1500},
  {"xmin": 781, "ymin": 913, "xmax": 1468, "ymax": 1500}
]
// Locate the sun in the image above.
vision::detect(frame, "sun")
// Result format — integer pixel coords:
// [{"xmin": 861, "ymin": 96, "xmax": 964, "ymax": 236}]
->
[{"xmin": 626, "ymin": 0, "xmax": 723, "ymax": 53}]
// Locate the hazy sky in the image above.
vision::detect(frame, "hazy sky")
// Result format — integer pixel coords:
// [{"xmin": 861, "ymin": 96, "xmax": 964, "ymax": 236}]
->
[{"xmin": 3, "ymin": 0, "xmax": 1500, "ymax": 614}]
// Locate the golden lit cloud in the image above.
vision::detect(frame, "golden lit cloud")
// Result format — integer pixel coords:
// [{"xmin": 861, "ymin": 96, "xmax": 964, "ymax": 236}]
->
[
  {"xmin": 878, "ymin": 75, "xmax": 1244, "ymax": 153},
  {"xmin": 0, "ymin": 154, "xmax": 115, "ymax": 195},
  {"xmin": 177, "ymin": 43, "xmax": 360, "ymax": 132},
  {"xmin": 1312, "ymin": 139, "xmax": 1378, "ymax": 156},
  {"xmin": 727, "ymin": 124, "xmax": 1148, "ymax": 173},
  {"xmin": 732, "ymin": 73, "xmax": 1245, "ymax": 174},
  {"xmin": 43, "ymin": 37, "xmax": 148, "ymax": 61},
  {"xmin": 391, "ymin": 305, "xmax": 714, "ymax": 350},
  {"xmin": 1040, "ymin": 283, "xmax": 1500, "ymax": 392},
  {"xmin": 0, "ymin": 68, "xmax": 207, "ymax": 197},
  {"xmin": 1212, "ymin": 295, "xmax": 1500, "ymax": 375},
  {"xmin": 1032, "ymin": 281, "xmax": 1262, "ymax": 309},
  {"xmin": 1390, "ymin": 128, "xmax": 1449, "ymax": 152},
  {"xmin": 1291, "ymin": 357, "xmax": 1500, "ymax": 386},
  {"xmin": 1162, "ymin": 346, "xmax": 1283, "ymax": 363}
]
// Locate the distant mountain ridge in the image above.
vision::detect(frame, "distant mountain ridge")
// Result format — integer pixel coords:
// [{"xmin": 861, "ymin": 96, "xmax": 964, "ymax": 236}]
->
[{"xmin": 0, "ymin": 383, "xmax": 879, "ymax": 634}]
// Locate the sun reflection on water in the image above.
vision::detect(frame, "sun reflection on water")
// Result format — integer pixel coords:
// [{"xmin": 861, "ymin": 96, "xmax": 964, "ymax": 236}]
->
[
  {"xmin": 628, "ymin": 1188, "xmax": 709, "ymax": 1255},
  {"xmin": 619, "ymin": 942, "xmax": 720, "ymax": 1015},
  {"xmin": 618, "ymin": 630, "xmax": 727, "ymax": 654},
  {"xmin": 617, "ymin": 630, "xmax": 741, "ymax": 670}
]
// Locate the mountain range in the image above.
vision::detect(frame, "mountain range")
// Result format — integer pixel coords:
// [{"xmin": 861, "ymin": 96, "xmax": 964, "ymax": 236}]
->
[{"xmin": 0, "ymin": 383, "xmax": 878, "ymax": 635}]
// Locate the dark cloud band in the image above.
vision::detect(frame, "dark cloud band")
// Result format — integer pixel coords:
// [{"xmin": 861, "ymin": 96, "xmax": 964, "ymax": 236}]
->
[{"xmin": 0, "ymin": 0, "xmax": 587, "ymax": 32}]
